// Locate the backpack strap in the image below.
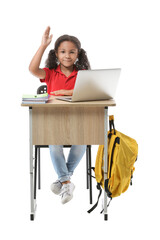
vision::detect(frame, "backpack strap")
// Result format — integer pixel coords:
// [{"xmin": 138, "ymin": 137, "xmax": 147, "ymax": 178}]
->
[
  {"xmin": 109, "ymin": 115, "xmax": 116, "ymax": 134},
  {"xmin": 89, "ymin": 167, "xmax": 96, "ymax": 179},
  {"xmin": 105, "ymin": 179, "xmax": 112, "ymax": 199},
  {"xmin": 87, "ymin": 183, "xmax": 102, "ymax": 213},
  {"xmin": 87, "ymin": 181, "xmax": 113, "ymax": 214},
  {"xmin": 100, "ymin": 198, "xmax": 112, "ymax": 213}
]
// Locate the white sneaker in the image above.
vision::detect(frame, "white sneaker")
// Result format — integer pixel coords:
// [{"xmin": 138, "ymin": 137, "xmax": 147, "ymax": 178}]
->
[
  {"xmin": 50, "ymin": 180, "xmax": 62, "ymax": 195},
  {"xmin": 60, "ymin": 182, "xmax": 75, "ymax": 204}
]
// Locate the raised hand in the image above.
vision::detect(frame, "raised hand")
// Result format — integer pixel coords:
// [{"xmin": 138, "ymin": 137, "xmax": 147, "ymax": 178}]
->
[{"xmin": 41, "ymin": 26, "xmax": 53, "ymax": 47}]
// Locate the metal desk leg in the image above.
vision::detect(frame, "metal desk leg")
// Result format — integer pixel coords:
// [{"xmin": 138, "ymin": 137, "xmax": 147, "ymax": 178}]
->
[
  {"xmin": 29, "ymin": 107, "xmax": 36, "ymax": 221},
  {"xmin": 38, "ymin": 147, "xmax": 41, "ymax": 189},
  {"xmin": 88, "ymin": 145, "xmax": 93, "ymax": 204},
  {"xmin": 86, "ymin": 146, "xmax": 89, "ymax": 189},
  {"xmin": 104, "ymin": 107, "xmax": 108, "ymax": 220}
]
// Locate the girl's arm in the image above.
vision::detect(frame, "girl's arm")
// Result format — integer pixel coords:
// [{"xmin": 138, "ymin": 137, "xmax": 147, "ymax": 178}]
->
[
  {"xmin": 29, "ymin": 26, "xmax": 53, "ymax": 79},
  {"xmin": 50, "ymin": 89, "xmax": 73, "ymax": 96}
]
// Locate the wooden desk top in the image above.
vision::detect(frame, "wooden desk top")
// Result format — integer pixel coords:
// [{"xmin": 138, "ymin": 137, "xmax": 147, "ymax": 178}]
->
[{"xmin": 21, "ymin": 96, "xmax": 116, "ymax": 108}]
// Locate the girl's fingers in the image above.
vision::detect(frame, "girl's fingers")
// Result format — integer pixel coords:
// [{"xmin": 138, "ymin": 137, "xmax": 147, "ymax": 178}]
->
[
  {"xmin": 44, "ymin": 26, "xmax": 50, "ymax": 36},
  {"xmin": 49, "ymin": 34, "xmax": 53, "ymax": 40}
]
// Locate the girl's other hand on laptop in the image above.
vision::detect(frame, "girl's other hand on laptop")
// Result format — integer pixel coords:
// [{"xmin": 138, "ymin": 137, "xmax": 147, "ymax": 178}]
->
[{"xmin": 50, "ymin": 89, "xmax": 73, "ymax": 96}]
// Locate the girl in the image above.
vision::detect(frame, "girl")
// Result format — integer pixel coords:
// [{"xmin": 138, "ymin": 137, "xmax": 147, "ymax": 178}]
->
[{"xmin": 29, "ymin": 26, "xmax": 91, "ymax": 204}]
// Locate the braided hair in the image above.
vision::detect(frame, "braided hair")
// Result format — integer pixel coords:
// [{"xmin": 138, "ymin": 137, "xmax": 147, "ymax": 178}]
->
[{"xmin": 45, "ymin": 35, "xmax": 91, "ymax": 70}]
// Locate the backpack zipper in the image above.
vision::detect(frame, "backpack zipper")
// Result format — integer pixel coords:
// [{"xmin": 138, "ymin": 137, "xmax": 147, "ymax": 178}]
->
[{"xmin": 109, "ymin": 136, "xmax": 120, "ymax": 178}]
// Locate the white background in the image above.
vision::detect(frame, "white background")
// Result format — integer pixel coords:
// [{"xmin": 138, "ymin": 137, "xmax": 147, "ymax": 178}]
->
[{"xmin": 0, "ymin": 0, "xmax": 160, "ymax": 239}]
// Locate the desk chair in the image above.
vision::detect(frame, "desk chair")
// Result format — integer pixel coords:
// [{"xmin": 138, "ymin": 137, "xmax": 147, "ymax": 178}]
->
[{"xmin": 34, "ymin": 85, "xmax": 93, "ymax": 204}]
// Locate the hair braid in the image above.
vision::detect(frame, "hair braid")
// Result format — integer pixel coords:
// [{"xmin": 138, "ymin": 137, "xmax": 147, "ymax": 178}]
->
[
  {"xmin": 45, "ymin": 49, "xmax": 58, "ymax": 69},
  {"xmin": 75, "ymin": 48, "xmax": 91, "ymax": 70}
]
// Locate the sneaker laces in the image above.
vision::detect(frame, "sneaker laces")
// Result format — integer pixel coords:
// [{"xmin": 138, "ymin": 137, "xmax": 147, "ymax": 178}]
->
[
  {"xmin": 54, "ymin": 180, "xmax": 61, "ymax": 184},
  {"xmin": 59, "ymin": 184, "xmax": 71, "ymax": 196}
]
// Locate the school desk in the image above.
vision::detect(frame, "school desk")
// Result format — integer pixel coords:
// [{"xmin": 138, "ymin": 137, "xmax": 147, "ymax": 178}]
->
[{"xmin": 21, "ymin": 96, "xmax": 116, "ymax": 221}]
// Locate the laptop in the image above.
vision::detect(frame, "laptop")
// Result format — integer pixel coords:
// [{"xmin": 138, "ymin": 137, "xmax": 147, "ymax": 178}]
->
[{"xmin": 56, "ymin": 68, "xmax": 121, "ymax": 102}]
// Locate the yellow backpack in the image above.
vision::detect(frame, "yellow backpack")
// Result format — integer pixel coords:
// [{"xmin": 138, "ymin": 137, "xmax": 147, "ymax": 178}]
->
[{"xmin": 88, "ymin": 115, "xmax": 138, "ymax": 213}]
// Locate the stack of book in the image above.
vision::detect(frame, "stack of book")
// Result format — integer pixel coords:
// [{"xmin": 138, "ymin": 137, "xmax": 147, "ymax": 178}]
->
[{"xmin": 22, "ymin": 93, "xmax": 49, "ymax": 104}]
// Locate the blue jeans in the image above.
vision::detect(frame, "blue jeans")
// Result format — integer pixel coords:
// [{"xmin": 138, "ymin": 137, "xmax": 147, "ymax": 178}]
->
[{"xmin": 49, "ymin": 145, "xmax": 86, "ymax": 182}]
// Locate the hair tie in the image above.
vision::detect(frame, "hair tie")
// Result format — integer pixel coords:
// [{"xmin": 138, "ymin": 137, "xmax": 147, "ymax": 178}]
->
[{"xmin": 50, "ymin": 49, "xmax": 55, "ymax": 55}]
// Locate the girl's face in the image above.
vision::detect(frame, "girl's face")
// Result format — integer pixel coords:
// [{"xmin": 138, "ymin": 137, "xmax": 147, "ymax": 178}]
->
[{"xmin": 56, "ymin": 41, "xmax": 78, "ymax": 69}]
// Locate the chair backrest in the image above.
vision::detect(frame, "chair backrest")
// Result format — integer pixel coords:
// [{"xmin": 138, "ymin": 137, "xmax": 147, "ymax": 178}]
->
[{"xmin": 37, "ymin": 85, "xmax": 47, "ymax": 94}]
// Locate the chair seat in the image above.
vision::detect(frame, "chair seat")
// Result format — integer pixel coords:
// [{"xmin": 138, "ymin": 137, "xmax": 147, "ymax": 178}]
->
[{"xmin": 34, "ymin": 144, "xmax": 92, "ymax": 204}]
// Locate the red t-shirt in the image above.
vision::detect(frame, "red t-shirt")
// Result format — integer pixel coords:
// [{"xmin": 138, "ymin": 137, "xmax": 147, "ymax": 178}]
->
[{"xmin": 40, "ymin": 65, "xmax": 78, "ymax": 95}]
